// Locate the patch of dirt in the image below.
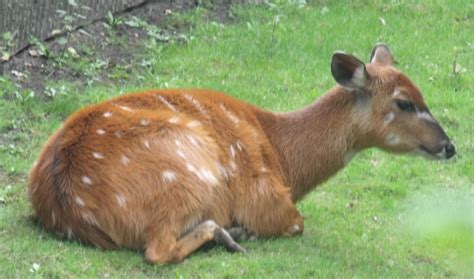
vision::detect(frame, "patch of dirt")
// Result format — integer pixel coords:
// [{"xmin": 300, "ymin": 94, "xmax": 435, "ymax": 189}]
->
[{"xmin": 0, "ymin": 0, "xmax": 247, "ymax": 99}]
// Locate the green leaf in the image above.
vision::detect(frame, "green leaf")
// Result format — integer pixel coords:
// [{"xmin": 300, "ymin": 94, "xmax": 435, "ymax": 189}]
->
[
  {"xmin": 2, "ymin": 31, "xmax": 12, "ymax": 41},
  {"xmin": 57, "ymin": 37, "xmax": 68, "ymax": 45}
]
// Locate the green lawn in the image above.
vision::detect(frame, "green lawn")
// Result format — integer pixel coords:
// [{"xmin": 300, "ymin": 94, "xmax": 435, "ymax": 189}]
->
[{"xmin": 1, "ymin": 1, "xmax": 473, "ymax": 277}]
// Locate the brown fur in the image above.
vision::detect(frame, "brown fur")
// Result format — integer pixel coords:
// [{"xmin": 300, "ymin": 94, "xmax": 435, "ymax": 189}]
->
[{"xmin": 28, "ymin": 45, "xmax": 453, "ymax": 263}]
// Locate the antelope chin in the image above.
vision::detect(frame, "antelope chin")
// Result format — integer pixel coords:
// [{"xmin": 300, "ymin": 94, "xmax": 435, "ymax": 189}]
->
[{"xmin": 414, "ymin": 145, "xmax": 448, "ymax": 160}]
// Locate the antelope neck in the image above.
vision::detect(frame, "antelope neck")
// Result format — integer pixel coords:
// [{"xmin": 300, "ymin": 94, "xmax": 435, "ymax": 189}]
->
[{"xmin": 257, "ymin": 87, "xmax": 373, "ymax": 201}]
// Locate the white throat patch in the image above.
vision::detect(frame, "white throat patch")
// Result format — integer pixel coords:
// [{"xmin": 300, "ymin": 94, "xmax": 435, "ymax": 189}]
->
[{"xmin": 385, "ymin": 133, "xmax": 400, "ymax": 146}]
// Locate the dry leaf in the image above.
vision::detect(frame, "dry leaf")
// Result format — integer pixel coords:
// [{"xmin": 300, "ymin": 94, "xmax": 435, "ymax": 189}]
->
[
  {"xmin": 67, "ymin": 47, "xmax": 79, "ymax": 57},
  {"xmin": 1, "ymin": 53, "xmax": 10, "ymax": 62},
  {"xmin": 453, "ymin": 63, "xmax": 465, "ymax": 75},
  {"xmin": 29, "ymin": 49, "xmax": 39, "ymax": 57},
  {"xmin": 29, "ymin": 262, "xmax": 40, "ymax": 273},
  {"xmin": 11, "ymin": 70, "xmax": 25, "ymax": 77},
  {"xmin": 379, "ymin": 17, "xmax": 386, "ymax": 25},
  {"xmin": 51, "ymin": 29, "xmax": 62, "ymax": 36}
]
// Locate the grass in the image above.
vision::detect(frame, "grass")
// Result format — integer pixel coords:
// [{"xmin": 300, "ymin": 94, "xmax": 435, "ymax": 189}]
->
[{"xmin": 1, "ymin": 1, "xmax": 473, "ymax": 277}]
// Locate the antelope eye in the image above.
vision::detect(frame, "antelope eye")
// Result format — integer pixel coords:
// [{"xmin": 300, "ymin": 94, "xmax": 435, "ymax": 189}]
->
[{"xmin": 396, "ymin": 99, "xmax": 416, "ymax": 112}]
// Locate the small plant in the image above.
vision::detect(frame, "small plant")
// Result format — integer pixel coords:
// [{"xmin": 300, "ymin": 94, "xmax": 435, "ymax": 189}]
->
[
  {"xmin": 13, "ymin": 90, "xmax": 35, "ymax": 102},
  {"xmin": 166, "ymin": 6, "xmax": 208, "ymax": 30},
  {"xmin": 83, "ymin": 58, "xmax": 109, "ymax": 86},
  {"xmin": 1, "ymin": 32, "xmax": 15, "ymax": 47},
  {"xmin": 124, "ymin": 16, "xmax": 148, "ymax": 28},
  {"xmin": 1, "ymin": 31, "xmax": 15, "ymax": 61},
  {"xmin": 28, "ymin": 36, "xmax": 52, "ymax": 59},
  {"xmin": 54, "ymin": 3, "xmax": 88, "ymax": 63},
  {"xmin": 105, "ymin": 11, "xmax": 124, "ymax": 29},
  {"xmin": 44, "ymin": 85, "xmax": 68, "ymax": 99},
  {"xmin": 125, "ymin": 16, "xmax": 175, "ymax": 44}
]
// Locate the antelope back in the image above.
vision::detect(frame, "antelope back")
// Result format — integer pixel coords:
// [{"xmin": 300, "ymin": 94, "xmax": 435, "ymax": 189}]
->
[{"xmin": 28, "ymin": 89, "xmax": 283, "ymax": 247}]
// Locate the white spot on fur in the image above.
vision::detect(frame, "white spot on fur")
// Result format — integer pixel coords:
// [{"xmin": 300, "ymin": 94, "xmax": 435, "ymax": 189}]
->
[
  {"xmin": 103, "ymin": 111, "xmax": 113, "ymax": 118},
  {"xmin": 187, "ymin": 135, "xmax": 199, "ymax": 146},
  {"xmin": 229, "ymin": 145, "xmax": 236, "ymax": 158},
  {"xmin": 175, "ymin": 139, "xmax": 182, "ymax": 146},
  {"xmin": 96, "ymin": 129, "xmax": 106, "ymax": 135},
  {"xmin": 177, "ymin": 150, "xmax": 186, "ymax": 159},
  {"xmin": 385, "ymin": 133, "xmax": 400, "ymax": 146},
  {"xmin": 143, "ymin": 139, "xmax": 150, "ymax": 149},
  {"xmin": 116, "ymin": 193, "xmax": 127, "ymax": 207},
  {"xmin": 156, "ymin": 95, "xmax": 177, "ymax": 112},
  {"xmin": 219, "ymin": 103, "xmax": 240, "ymax": 124},
  {"xmin": 114, "ymin": 131, "xmax": 124, "ymax": 138},
  {"xmin": 162, "ymin": 170, "xmax": 177, "ymax": 183},
  {"xmin": 186, "ymin": 120, "xmax": 201, "ymax": 128},
  {"xmin": 121, "ymin": 155, "xmax": 130, "ymax": 165},
  {"xmin": 200, "ymin": 168, "xmax": 219, "ymax": 185},
  {"xmin": 81, "ymin": 176, "xmax": 92, "ymax": 185},
  {"xmin": 229, "ymin": 160, "xmax": 237, "ymax": 171},
  {"xmin": 417, "ymin": 111, "xmax": 436, "ymax": 123},
  {"xmin": 92, "ymin": 152, "xmax": 104, "ymax": 159},
  {"xmin": 219, "ymin": 165, "xmax": 230, "ymax": 181},
  {"xmin": 140, "ymin": 118, "xmax": 150, "ymax": 126},
  {"xmin": 184, "ymin": 94, "xmax": 208, "ymax": 117},
  {"xmin": 82, "ymin": 212, "xmax": 99, "ymax": 226},
  {"xmin": 186, "ymin": 163, "xmax": 218, "ymax": 185},
  {"xmin": 260, "ymin": 166, "xmax": 268, "ymax": 173},
  {"xmin": 75, "ymin": 196, "xmax": 85, "ymax": 207},
  {"xmin": 235, "ymin": 141, "xmax": 244, "ymax": 151},
  {"xmin": 383, "ymin": 112, "xmax": 395, "ymax": 126},
  {"xmin": 117, "ymin": 105, "xmax": 133, "ymax": 112},
  {"xmin": 168, "ymin": 116, "xmax": 180, "ymax": 124},
  {"xmin": 186, "ymin": 163, "xmax": 197, "ymax": 173}
]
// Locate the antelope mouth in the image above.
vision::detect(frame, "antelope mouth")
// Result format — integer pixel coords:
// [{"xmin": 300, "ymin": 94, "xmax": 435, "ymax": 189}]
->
[{"xmin": 418, "ymin": 144, "xmax": 455, "ymax": 160}]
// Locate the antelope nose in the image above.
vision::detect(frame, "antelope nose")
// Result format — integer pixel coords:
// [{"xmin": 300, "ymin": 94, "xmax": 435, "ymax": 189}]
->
[{"xmin": 444, "ymin": 143, "xmax": 456, "ymax": 159}]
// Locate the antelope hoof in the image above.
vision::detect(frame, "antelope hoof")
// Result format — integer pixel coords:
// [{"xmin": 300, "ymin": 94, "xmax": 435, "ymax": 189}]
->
[
  {"xmin": 227, "ymin": 227, "xmax": 250, "ymax": 241},
  {"xmin": 214, "ymin": 228, "xmax": 247, "ymax": 253}
]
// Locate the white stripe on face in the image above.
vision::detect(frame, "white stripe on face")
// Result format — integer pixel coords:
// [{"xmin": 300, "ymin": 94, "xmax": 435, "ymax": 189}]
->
[{"xmin": 417, "ymin": 111, "xmax": 436, "ymax": 123}]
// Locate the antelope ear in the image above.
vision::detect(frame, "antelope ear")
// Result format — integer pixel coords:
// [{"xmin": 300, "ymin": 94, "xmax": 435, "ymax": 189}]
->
[
  {"xmin": 331, "ymin": 52, "xmax": 368, "ymax": 90},
  {"xmin": 370, "ymin": 43, "xmax": 394, "ymax": 65}
]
